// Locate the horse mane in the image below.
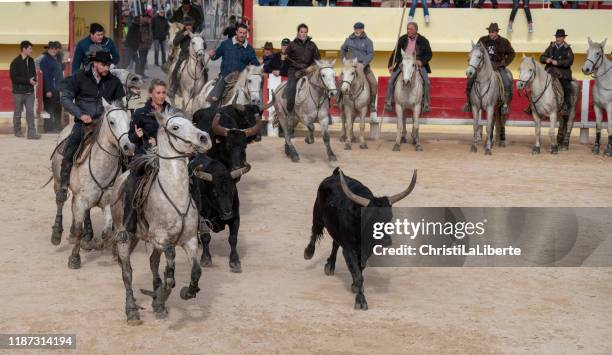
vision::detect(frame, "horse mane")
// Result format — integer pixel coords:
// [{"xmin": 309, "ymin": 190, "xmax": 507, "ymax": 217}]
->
[
  {"xmin": 128, "ymin": 150, "xmax": 159, "ymax": 174},
  {"xmin": 478, "ymin": 42, "xmax": 494, "ymax": 72}
]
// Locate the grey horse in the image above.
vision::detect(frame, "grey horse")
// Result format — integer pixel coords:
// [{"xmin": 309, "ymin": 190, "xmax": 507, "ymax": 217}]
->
[
  {"xmin": 196, "ymin": 64, "xmax": 264, "ymax": 110},
  {"xmin": 50, "ymin": 99, "xmax": 135, "ymax": 268},
  {"xmin": 582, "ymin": 38, "xmax": 612, "ymax": 156},
  {"xmin": 517, "ymin": 55, "xmax": 580, "ymax": 154},
  {"xmin": 110, "ymin": 107, "xmax": 211, "ymax": 325},
  {"xmin": 339, "ymin": 58, "xmax": 371, "ymax": 150},
  {"xmin": 272, "ymin": 59, "xmax": 339, "ymax": 162},
  {"xmin": 466, "ymin": 42, "xmax": 511, "ymax": 155},
  {"xmin": 168, "ymin": 31, "xmax": 207, "ymax": 117},
  {"xmin": 391, "ymin": 51, "xmax": 425, "ymax": 152}
]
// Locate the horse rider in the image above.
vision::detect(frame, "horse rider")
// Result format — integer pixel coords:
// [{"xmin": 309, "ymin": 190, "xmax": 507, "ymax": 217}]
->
[
  {"xmin": 539, "ymin": 29, "xmax": 574, "ymax": 115},
  {"xmin": 122, "ymin": 79, "xmax": 171, "ymax": 240},
  {"xmin": 340, "ymin": 22, "xmax": 378, "ymax": 118},
  {"xmin": 57, "ymin": 50, "xmax": 125, "ymax": 202},
  {"xmin": 206, "ymin": 23, "xmax": 259, "ymax": 104},
  {"xmin": 285, "ymin": 23, "xmax": 321, "ymax": 114},
  {"xmin": 168, "ymin": 16, "xmax": 201, "ymax": 98},
  {"xmin": 463, "ymin": 23, "xmax": 515, "ymax": 115},
  {"xmin": 385, "ymin": 22, "xmax": 432, "ymax": 113},
  {"xmin": 169, "ymin": 0, "xmax": 203, "ymax": 32}
]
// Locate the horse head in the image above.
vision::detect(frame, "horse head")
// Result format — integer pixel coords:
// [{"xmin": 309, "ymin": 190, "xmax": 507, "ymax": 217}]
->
[
  {"xmin": 101, "ymin": 98, "xmax": 135, "ymax": 156},
  {"xmin": 189, "ymin": 32, "xmax": 207, "ymax": 65},
  {"xmin": 241, "ymin": 65, "xmax": 264, "ymax": 107},
  {"xmin": 583, "ymin": 37, "xmax": 608, "ymax": 75},
  {"xmin": 400, "ymin": 50, "xmax": 417, "ymax": 86},
  {"xmin": 154, "ymin": 107, "xmax": 211, "ymax": 156},
  {"xmin": 315, "ymin": 59, "xmax": 338, "ymax": 99},
  {"xmin": 110, "ymin": 68, "xmax": 144, "ymax": 99},
  {"xmin": 340, "ymin": 58, "xmax": 361, "ymax": 95},
  {"xmin": 517, "ymin": 55, "xmax": 536, "ymax": 90},
  {"xmin": 466, "ymin": 41, "xmax": 486, "ymax": 79}
]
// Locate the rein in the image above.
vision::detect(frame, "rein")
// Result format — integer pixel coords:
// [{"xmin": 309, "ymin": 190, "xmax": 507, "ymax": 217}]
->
[
  {"xmin": 587, "ymin": 52, "xmax": 612, "ymax": 91},
  {"xmin": 469, "ymin": 51, "xmax": 495, "ymax": 108},
  {"xmin": 341, "ymin": 67, "xmax": 366, "ymax": 102},
  {"xmin": 519, "ymin": 60, "xmax": 552, "ymax": 114}
]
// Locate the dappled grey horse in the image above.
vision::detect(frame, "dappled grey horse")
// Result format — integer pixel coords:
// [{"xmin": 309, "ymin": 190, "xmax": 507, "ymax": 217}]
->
[
  {"xmin": 392, "ymin": 51, "xmax": 425, "ymax": 152},
  {"xmin": 50, "ymin": 99, "xmax": 135, "ymax": 268},
  {"xmin": 583, "ymin": 37, "xmax": 612, "ymax": 156},
  {"xmin": 168, "ymin": 31, "xmax": 207, "ymax": 117},
  {"xmin": 466, "ymin": 42, "xmax": 511, "ymax": 155},
  {"xmin": 517, "ymin": 56, "xmax": 580, "ymax": 154},
  {"xmin": 339, "ymin": 58, "xmax": 371, "ymax": 150},
  {"xmin": 110, "ymin": 107, "xmax": 211, "ymax": 325},
  {"xmin": 196, "ymin": 64, "xmax": 264, "ymax": 110},
  {"xmin": 272, "ymin": 59, "xmax": 339, "ymax": 162}
]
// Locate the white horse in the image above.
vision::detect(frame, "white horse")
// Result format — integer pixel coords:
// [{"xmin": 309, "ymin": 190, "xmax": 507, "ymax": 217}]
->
[
  {"xmin": 195, "ymin": 64, "xmax": 264, "ymax": 110},
  {"xmin": 339, "ymin": 58, "xmax": 371, "ymax": 150},
  {"xmin": 583, "ymin": 38, "xmax": 612, "ymax": 156},
  {"xmin": 168, "ymin": 31, "xmax": 208, "ymax": 116},
  {"xmin": 392, "ymin": 51, "xmax": 424, "ymax": 152}
]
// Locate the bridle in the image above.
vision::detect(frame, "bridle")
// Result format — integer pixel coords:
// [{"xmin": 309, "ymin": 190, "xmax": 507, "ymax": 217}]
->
[
  {"xmin": 518, "ymin": 58, "xmax": 551, "ymax": 109},
  {"xmin": 304, "ymin": 66, "xmax": 337, "ymax": 112},
  {"xmin": 468, "ymin": 48, "xmax": 494, "ymax": 108},
  {"xmin": 340, "ymin": 66, "xmax": 365, "ymax": 101},
  {"xmin": 400, "ymin": 60, "xmax": 418, "ymax": 88},
  {"xmin": 95, "ymin": 107, "xmax": 130, "ymax": 158},
  {"xmin": 585, "ymin": 47, "xmax": 612, "ymax": 90},
  {"xmin": 233, "ymin": 73, "xmax": 263, "ymax": 105},
  {"xmin": 156, "ymin": 114, "xmax": 201, "ymax": 160}
]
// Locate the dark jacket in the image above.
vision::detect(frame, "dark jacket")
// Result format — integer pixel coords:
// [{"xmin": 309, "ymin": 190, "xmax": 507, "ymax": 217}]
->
[
  {"xmin": 129, "ymin": 99, "xmax": 167, "ymax": 154},
  {"xmin": 125, "ymin": 22, "xmax": 142, "ymax": 51},
  {"xmin": 9, "ymin": 54, "xmax": 36, "ymax": 94},
  {"xmin": 286, "ymin": 37, "xmax": 321, "ymax": 72},
  {"xmin": 173, "ymin": 30, "xmax": 195, "ymax": 58},
  {"xmin": 72, "ymin": 36, "xmax": 120, "ymax": 73},
  {"xmin": 169, "ymin": 6, "xmax": 203, "ymax": 30},
  {"xmin": 223, "ymin": 25, "xmax": 236, "ymax": 39},
  {"xmin": 341, "ymin": 32, "xmax": 374, "ymax": 66},
  {"xmin": 60, "ymin": 68, "xmax": 126, "ymax": 122},
  {"xmin": 138, "ymin": 22, "xmax": 153, "ymax": 51},
  {"xmin": 478, "ymin": 35, "xmax": 515, "ymax": 70},
  {"xmin": 40, "ymin": 52, "xmax": 64, "ymax": 94},
  {"xmin": 264, "ymin": 51, "xmax": 289, "ymax": 77},
  {"xmin": 211, "ymin": 38, "xmax": 259, "ymax": 77},
  {"xmin": 151, "ymin": 14, "xmax": 169, "ymax": 41},
  {"xmin": 540, "ymin": 42, "xmax": 574, "ymax": 80},
  {"xmin": 388, "ymin": 34, "xmax": 433, "ymax": 73}
]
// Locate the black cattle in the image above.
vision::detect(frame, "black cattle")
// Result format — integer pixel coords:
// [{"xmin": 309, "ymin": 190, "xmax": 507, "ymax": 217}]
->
[
  {"xmin": 192, "ymin": 104, "xmax": 267, "ymax": 171},
  {"xmin": 189, "ymin": 154, "xmax": 250, "ymax": 273},
  {"xmin": 304, "ymin": 167, "xmax": 417, "ymax": 310}
]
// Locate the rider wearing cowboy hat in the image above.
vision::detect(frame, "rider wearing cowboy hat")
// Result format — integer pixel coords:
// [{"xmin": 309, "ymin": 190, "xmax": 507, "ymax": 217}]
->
[
  {"xmin": 57, "ymin": 50, "xmax": 126, "ymax": 202},
  {"xmin": 463, "ymin": 22, "xmax": 515, "ymax": 115},
  {"xmin": 540, "ymin": 29, "xmax": 574, "ymax": 115},
  {"xmin": 168, "ymin": 16, "xmax": 203, "ymax": 98}
]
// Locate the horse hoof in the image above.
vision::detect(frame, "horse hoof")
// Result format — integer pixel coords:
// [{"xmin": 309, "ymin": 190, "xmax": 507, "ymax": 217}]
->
[
  {"xmin": 498, "ymin": 141, "xmax": 506, "ymax": 148},
  {"xmin": 605, "ymin": 146, "xmax": 612, "ymax": 157},
  {"xmin": 360, "ymin": 143, "xmax": 368, "ymax": 149},
  {"xmin": 351, "ymin": 137, "xmax": 358, "ymax": 143},
  {"xmin": 415, "ymin": 144, "xmax": 423, "ymax": 152},
  {"xmin": 154, "ymin": 308, "xmax": 168, "ymax": 319},
  {"xmin": 127, "ymin": 318, "xmax": 143, "ymax": 326},
  {"xmin": 51, "ymin": 229, "xmax": 62, "ymax": 246},
  {"xmin": 290, "ymin": 154, "xmax": 300, "ymax": 163},
  {"xmin": 324, "ymin": 263, "xmax": 335, "ymax": 276},
  {"xmin": 200, "ymin": 257, "xmax": 212, "ymax": 267},
  {"xmin": 126, "ymin": 311, "xmax": 142, "ymax": 326},
  {"xmin": 392, "ymin": 144, "xmax": 400, "ymax": 152},
  {"xmin": 551, "ymin": 146, "xmax": 559, "ymax": 154},
  {"xmin": 400, "ymin": 136, "xmax": 408, "ymax": 144},
  {"xmin": 305, "ymin": 136, "xmax": 314, "ymax": 144},
  {"xmin": 470, "ymin": 145, "xmax": 477, "ymax": 153},
  {"xmin": 229, "ymin": 261, "xmax": 242, "ymax": 273},
  {"xmin": 485, "ymin": 149, "xmax": 492, "ymax": 156},
  {"xmin": 80, "ymin": 238, "xmax": 95, "ymax": 251},
  {"xmin": 180, "ymin": 287, "xmax": 196, "ymax": 300},
  {"xmin": 532, "ymin": 146, "xmax": 541, "ymax": 155},
  {"xmin": 328, "ymin": 154, "xmax": 337, "ymax": 162},
  {"xmin": 68, "ymin": 255, "xmax": 81, "ymax": 269},
  {"xmin": 339, "ymin": 135, "xmax": 346, "ymax": 143},
  {"xmin": 354, "ymin": 300, "xmax": 369, "ymax": 311},
  {"xmin": 592, "ymin": 145, "xmax": 600, "ymax": 155},
  {"xmin": 344, "ymin": 143, "xmax": 352, "ymax": 150},
  {"xmin": 304, "ymin": 245, "xmax": 315, "ymax": 260}
]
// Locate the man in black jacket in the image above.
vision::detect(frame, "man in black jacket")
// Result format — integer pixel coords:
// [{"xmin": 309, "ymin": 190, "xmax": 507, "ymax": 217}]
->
[
  {"xmin": 10, "ymin": 40, "xmax": 40, "ymax": 139},
  {"xmin": 385, "ymin": 22, "xmax": 432, "ymax": 113},
  {"xmin": 56, "ymin": 51, "xmax": 126, "ymax": 202},
  {"xmin": 264, "ymin": 38, "xmax": 290, "ymax": 77},
  {"xmin": 170, "ymin": 0, "xmax": 203, "ymax": 32},
  {"xmin": 168, "ymin": 16, "xmax": 199, "ymax": 97},
  {"xmin": 540, "ymin": 29, "xmax": 574, "ymax": 115},
  {"xmin": 152, "ymin": 8, "xmax": 169, "ymax": 66},
  {"xmin": 286, "ymin": 23, "xmax": 321, "ymax": 113}
]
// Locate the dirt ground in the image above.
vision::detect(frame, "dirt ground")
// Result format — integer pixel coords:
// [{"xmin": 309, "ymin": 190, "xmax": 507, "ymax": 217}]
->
[{"xmin": 1, "ymin": 125, "xmax": 612, "ymax": 354}]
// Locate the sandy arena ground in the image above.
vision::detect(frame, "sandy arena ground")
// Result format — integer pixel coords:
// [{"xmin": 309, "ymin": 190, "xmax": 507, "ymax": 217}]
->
[{"xmin": 1, "ymin": 125, "xmax": 612, "ymax": 354}]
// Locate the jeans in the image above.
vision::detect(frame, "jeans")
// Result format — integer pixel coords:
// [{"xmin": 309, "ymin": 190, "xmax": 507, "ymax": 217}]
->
[
  {"xmin": 386, "ymin": 66, "xmax": 430, "ymax": 106},
  {"xmin": 551, "ymin": 0, "xmax": 579, "ymax": 8},
  {"xmin": 409, "ymin": 0, "xmax": 429, "ymax": 17},
  {"xmin": 43, "ymin": 92, "xmax": 62, "ymax": 132},
  {"xmin": 153, "ymin": 39, "xmax": 167, "ymax": 65},
  {"xmin": 136, "ymin": 49, "xmax": 149, "ymax": 76},
  {"xmin": 510, "ymin": 0, "xmax": 532, "ymax": 22},
  {"xmin": 559, "ymin": 78, "xmax": 573, "ymax": 110},
  {"xmin": 123, "ymin": 47, "xmax": 136, "ymax": 70},
  {"xmin": 364, "ymin": 66, "xmax": 378, "ymax": 109},
  {"xmin": 13, "ymin": 92, "xmax": 36, "ymax": 135}
]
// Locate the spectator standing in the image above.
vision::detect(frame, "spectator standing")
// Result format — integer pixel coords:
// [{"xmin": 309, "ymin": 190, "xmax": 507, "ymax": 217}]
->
[
  {"xmin": 72, "ymin": 23, "xmax": 120, "ymax": 72},
  {"xmin": 169, "ymin": 0, "xmax": 203, "ymax": 31},
  {"xmin": 264, "ymin": 38, "xmax": 290, "ymax": 77},
  {"xmin": 40, "ymin": 41, "xmax": 64, "ymax": 132},
  {"xmin": 223, "ymin": 16, "xmax": 237, "ymax": 39},
  {"xmin": 136, "ymin": 15, "xmax": 153, "ymax": 77},
  {"xmin": 10, "ymin": 40, "xmax": 40, "ymax": 139},
  {"xmin": 124, "ymin": 16, "xmax": 142, "ymax": 70},
  {"xmin": 262, "ymin": 42, "xmax": 275, "ymax": 66},
  {"xmin": 151, "ymin": 8, "xmax": 169, "ymax": 66}
]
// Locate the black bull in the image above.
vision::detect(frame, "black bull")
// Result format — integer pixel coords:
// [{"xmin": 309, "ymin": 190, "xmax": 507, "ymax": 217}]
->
[{"xmin": 304, "ymin": 167, "xmax": 417, "ymax": 310}]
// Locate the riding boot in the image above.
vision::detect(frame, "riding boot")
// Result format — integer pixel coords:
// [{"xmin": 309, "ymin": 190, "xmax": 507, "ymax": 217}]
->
[
  {"xmin": 422, "ymin": 88, "xmax": 431, "ymax": 113},
  {"xmin": 57, "ymin": 158, "xmax": 72, "ymax": 203},
  {"xmin": 463, "ymin": 78, "xmax": 474, "ymax": 113}
]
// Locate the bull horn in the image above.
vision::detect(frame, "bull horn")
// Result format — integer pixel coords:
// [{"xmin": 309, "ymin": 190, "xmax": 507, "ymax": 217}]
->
[
  {"xmin": 194, "ymin": 170, "xmax": 213, "ymax": 182},
  {"xmin": 232, "ymin": 103, "xmax": 245, "ymax": 112},
  {"xmin": 230, "ymin": 165, "xmax": 251, "ymax": 179},
  {"xmin": 243, "ymin": 116, "xmax": 266, "ymax": 137},
  {"xmin": 338, "ymin": 169, "xmax": 370, "ymax": 207},
  {"xmin": 387, "ymin": 170, "xmax": 418, "ymax": 205},
  {"xmin": 212, "ymin": 113, "xmax": 229, "ymax": 137}
]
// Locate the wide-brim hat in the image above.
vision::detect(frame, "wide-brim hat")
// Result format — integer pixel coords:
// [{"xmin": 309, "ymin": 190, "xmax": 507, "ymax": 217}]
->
[
  {"xmin": 90, "ymin": 51, "xmax": 113, "ymax": 64},
  {"xmin": 263, "ymin": 42, "xmax": 274, "ymax": 50},
  {"xmin": 486, "ymin": 23, "xmax": 500, "ymax": 32},
  {"xmin": 554, "ymin": 29, "xmax": 567, "ymax": 37}
]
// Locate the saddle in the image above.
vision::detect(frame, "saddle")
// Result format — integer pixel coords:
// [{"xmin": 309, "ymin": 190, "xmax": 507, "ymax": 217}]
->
[
  {"xmin": 493, "ymin": 71, "xmax": 507, "ymax": 106},
  {"xmin": 551, "ymin": 77, "xmax": 567, "ymax": 109},
  {"xmin": 53, "ymin": 122, "xmax": 98, "ymax": 165}
]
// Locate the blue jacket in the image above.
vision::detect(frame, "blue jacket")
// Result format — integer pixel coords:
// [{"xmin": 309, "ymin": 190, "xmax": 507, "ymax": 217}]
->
[
  {"xmin": 211, "ymin": 38, "xmax": 259, "ymax": 77},
  {"xmin": 40, "ymin": 52, "xmax": 64, "ymax": 93},
  {"xmin": 72, "ymin": 36, "xmax": 120, "ymax": 73}
]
